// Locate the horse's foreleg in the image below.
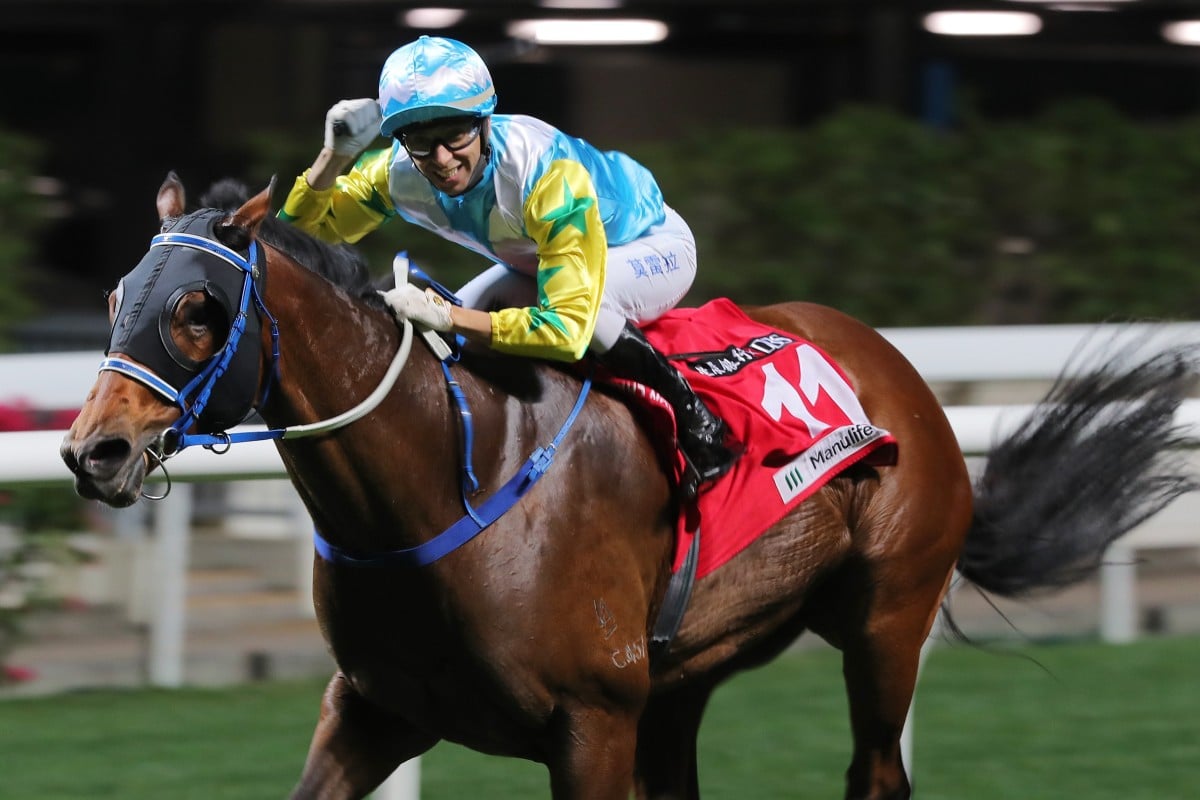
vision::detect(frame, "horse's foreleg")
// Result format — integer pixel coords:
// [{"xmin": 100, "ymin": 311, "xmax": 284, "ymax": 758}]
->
[
  {"xmin": 632, "ymin": 683, "xmax": 713, "ymax": 800},
  {"xmin": 290, "ymin": 672, "xmax": 438, "ymax": 800},
  {"xmin": 546, "ymin": 703, "xmax": 642, "ymax": 800}
]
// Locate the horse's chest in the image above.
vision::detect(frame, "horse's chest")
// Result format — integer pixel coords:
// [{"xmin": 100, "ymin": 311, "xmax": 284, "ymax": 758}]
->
[
  {"xmin": 318, "ymin": 582, "xmax": 552, "ymax": 753},
  {"xmin": 344, "ymin": 655, "xmax": 548, "ymax": 756}
]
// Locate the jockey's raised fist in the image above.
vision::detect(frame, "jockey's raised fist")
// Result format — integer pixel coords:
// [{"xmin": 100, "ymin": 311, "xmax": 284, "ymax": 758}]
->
[{"xmin": 324, "ymin": 98, "xmax": 382, "ymax": 157}]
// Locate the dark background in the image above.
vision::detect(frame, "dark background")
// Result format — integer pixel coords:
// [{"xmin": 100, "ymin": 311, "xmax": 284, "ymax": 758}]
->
[{"xmin": 6, "ymin": 0, "xmax": 1200, "ymax": 322}]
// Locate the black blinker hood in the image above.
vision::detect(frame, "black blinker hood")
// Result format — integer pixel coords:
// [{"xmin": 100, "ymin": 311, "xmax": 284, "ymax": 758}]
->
[{"xmin": 106, "ymin": 209, "xmax": 265, "ymax": 431}]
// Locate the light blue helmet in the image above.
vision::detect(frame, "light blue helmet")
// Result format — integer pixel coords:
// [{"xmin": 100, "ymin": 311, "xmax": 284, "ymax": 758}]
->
[{"xmin": 378, "ymin": 36, "xmax": 498, "ymax": 137}]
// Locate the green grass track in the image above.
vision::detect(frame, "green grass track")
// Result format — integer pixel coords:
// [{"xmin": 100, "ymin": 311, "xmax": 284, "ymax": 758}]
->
[{"xmin": 2, "ymin": 635, "xmax": 1196, "ymax": 798}]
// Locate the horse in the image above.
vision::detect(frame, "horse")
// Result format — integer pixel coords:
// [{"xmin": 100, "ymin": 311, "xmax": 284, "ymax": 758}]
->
[{"xmin": 60, "ymin": 173, "xmax": 1197, "ymax": 800}]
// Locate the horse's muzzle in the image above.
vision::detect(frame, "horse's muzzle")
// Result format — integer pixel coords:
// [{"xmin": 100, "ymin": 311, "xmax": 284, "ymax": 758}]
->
[{"xmin": 60, "ymin": 433, "xmax": 145, "ymax": 507}]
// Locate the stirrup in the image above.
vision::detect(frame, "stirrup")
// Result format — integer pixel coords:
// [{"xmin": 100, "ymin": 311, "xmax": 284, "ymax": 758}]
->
[{"xmin": 677, "ymin": 442, "xmax": 741, "ymax": 502}]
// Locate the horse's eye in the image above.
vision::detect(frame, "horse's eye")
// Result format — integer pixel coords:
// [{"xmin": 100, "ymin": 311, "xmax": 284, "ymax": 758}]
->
[
  {"xmin": 184, "ymin": 303, "xmax": 210, "ymax": 327},
  {"xmin": 174, "ymin": 293, "xmax": 230, "ymax": 350}
]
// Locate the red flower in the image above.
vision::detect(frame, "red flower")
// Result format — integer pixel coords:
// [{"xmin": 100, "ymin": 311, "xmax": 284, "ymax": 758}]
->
[
  {"xmin": 48, "ymin": 408, "xmax": 82, "ymax": 430},
  {"xmin": 2, "ymin": 664, "xmax": 37, "ymax": 683},
  {"xmin": 0, "ymin": 402, "xmax": 35, "ymax": 432}
]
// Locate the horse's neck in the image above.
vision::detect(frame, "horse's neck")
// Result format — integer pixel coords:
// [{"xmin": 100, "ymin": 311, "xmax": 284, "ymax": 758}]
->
[
  {"xmin": 257, "ymin": 258, "xmax": 461, "ymax": 550},
  {"xmin": 258, "ymin": 261, "xmax": 385, "ymax": 414}
]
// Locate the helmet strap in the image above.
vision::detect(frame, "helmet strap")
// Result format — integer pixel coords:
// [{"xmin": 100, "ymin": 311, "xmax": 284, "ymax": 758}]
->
[{"xmin": 465, "ymin": 118, "xmax": 493, "ymax": 192}]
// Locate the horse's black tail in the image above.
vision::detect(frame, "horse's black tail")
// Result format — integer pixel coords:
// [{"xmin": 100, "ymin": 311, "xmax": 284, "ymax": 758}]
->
[{"xmin": 956, "ymin": 331, "xmax": 1199, "ymax": 599}]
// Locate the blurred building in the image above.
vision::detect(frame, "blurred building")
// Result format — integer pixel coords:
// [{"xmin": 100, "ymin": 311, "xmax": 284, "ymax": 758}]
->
[{"xmin": 4, "ymin": 0, "xmax": 1200, "ymax": 320}]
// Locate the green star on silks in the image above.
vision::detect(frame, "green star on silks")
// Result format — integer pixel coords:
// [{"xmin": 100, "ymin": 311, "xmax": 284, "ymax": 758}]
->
[
  {"xmin": 529, "ymin": 265, "xmax": 569, "ymax": 335},
  {"xmin": 541, "ymin": 178, "xmax": 594, "ymax": 241},
  {"xmin": 359, "ymin": 185, "xmax": 396, "ymax": 218}
]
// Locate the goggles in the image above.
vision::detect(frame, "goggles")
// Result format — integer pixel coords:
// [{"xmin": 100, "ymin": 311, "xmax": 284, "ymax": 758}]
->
[{"xmin": 396, "ymin": 119, "xmax": 482, "ymax": 159}]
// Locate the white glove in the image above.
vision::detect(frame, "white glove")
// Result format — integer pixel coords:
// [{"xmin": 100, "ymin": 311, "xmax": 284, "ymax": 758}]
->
[
  {"xmin": 324, "ymin": 98, "xmax": 382, "ymax": 157},
  {"xmin": 382, "ymin": 285, "xmax": 454, "ymax": 332}
]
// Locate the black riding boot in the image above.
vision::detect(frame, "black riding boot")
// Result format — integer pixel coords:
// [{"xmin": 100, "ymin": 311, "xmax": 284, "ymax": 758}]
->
[{"xmin": 599, "ymin": 322, "xmax": 741, "ymax": 500}]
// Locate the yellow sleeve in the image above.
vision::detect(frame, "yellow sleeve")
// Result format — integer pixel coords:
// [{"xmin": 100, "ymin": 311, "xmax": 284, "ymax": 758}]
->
[
  {"xmin": 277, "ymin": 149, "xmax": 396, "ymax": 244},
  {"xmin": 488, "ymin": 159, "xmax": 607, "ymax": 362}
]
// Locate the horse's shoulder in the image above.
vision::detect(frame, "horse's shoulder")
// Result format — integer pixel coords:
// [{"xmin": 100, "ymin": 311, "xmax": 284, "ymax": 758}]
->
[{"xmin": 455, "ymin": 347, "xmax": 637, "ymax": 434}]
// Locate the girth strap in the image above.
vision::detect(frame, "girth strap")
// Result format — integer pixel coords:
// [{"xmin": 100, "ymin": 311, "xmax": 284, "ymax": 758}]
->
[{"xmin": 649, "ymin": 527, "xmax": 701, "ymax": 663}]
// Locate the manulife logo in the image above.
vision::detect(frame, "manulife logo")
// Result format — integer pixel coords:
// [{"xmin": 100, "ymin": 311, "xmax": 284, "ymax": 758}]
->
[{"xmin": 783, "ymin": 466, "xmax": 804, "ymax": 491}]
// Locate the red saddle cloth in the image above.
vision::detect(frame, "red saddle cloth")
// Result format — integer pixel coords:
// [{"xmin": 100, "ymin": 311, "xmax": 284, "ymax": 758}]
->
[{"xmin": 613, "ymin": 298, "xmax": 898, "ymax": 579}]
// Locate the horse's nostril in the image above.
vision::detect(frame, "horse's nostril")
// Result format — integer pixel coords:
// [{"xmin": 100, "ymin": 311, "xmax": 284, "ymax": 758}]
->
[
  {"xmin": 83, "ymin": 437, "xmax": 134, "ymax": 477},
  {"xmin": 60, "ymin": 445, "xmax": 81, "ymax": 475}
]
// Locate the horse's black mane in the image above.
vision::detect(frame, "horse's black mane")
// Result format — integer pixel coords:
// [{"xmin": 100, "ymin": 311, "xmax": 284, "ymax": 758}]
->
[{"xmin": 200, "ymin": 178, "xmax": 385, "ymax": 309}]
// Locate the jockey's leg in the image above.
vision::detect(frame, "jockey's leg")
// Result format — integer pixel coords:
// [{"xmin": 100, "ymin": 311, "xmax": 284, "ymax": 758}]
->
[
  {"xmin": 595, "ymin": 320, "xmax": 740, "ymax": 499},
  {"xmin": 592, "ymin": 206, "xmax": 739, "ymax": 498},
  {"xmin": 454, "ymin": 262, "xmax": 532, "ymax": 310}
]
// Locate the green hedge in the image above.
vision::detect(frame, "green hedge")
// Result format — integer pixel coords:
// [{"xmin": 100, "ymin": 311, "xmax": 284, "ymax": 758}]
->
[
  {"xmin": 0, "ymin": 129, "xmax": 44, "ymax": 349},
  {"xmin": 632, "ymin": 99, "xmax": 1200, "ymax": 326}
]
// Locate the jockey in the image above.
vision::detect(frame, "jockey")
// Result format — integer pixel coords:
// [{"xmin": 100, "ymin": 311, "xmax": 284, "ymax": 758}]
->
[{"xmin": 280, "ymin": 35, "xmax": 738, "ymax": 500}]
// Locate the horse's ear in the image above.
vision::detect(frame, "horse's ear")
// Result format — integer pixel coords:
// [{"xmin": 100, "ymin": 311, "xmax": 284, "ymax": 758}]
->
[
  {"xmin": 225, "ymin": 177, "xmax": 275, "ymax": 239},
  {"xmin": 156, "ymin": 171, "xmax": 185, "ymax": 221}
]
